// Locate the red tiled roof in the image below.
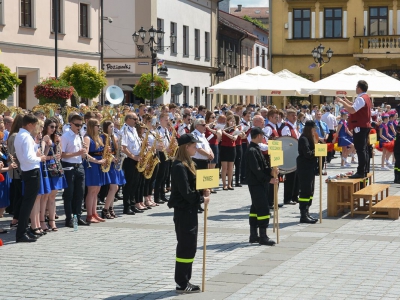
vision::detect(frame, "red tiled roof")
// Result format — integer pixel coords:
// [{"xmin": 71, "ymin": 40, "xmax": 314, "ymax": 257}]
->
[
  {"xmin": 219, "ymin": 15, "xmax": 259, "ymax": 40},
  {"xmin": 230, "ymin": 6, "xmax": 269, "ymax": 19}
]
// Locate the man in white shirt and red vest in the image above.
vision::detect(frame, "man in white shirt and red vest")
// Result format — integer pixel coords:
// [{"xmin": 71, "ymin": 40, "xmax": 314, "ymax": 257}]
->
[
  {"xmin": 336, "ymin": 80, "xmax": 371, "ymax": 178},
  {"xmin": 281, "ymin": 109, "xmax": 299, "ymax": 205}
]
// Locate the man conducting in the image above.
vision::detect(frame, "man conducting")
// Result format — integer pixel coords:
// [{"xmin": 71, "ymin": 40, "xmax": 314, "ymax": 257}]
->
[{"xmin": 245, "ymin": 127, "xmax": 278, "ymax": 246}]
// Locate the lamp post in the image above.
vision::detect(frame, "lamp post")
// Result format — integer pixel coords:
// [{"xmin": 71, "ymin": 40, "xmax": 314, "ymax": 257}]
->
[
  {"xmin": 132, "ymin": 26, "xmax": 176, "ymax": 104},
  {"xmin": 311, "ymin": 44, "xmax": 333, "ymax": 80}
]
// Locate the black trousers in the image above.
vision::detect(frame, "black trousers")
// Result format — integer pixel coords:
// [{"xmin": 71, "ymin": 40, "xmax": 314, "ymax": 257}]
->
[
  {"xmin": 122, "ymin": 158, "xmax": 140, "ymax": 208},
  {"xmin": 284, "ymin": 171, "xmax": 299, "ymax": 203},
  {"xmin": 62, "ymin": 162, "xmax": 85, "ymax": 222},
  {"xmin": 268, "ymin": 182, "xmax": 279, "ymax": 207},
  {"xmin": 298, "ymin": 172, "xmax": 315, "ymax": 210},
  {"xmin": 395, "ymin": 154, "xmax": 400, "ymax": 177},
  {"xmin": 235, "ymin": 144, "xmax": 243, "ymax": 184},
  {"xmin": 326, "ymin": 130, "xmax": 335, "ymax": 162},
  {"xmin": 353, "ymin": 127, "xmax": 370, "ymax": 175},
  {"xmin": 16, "ymin": 168, "xmax": 41, "ymax": 240},
  {"xmin": 192, "ymin": 158, "xmax": 208, "ymax": 170},
  {"xmin": 154, "ymin": 152, "xmax": 171, "ymax": 200},
  {"xmin": 174, "ymin": 207, "xmax": 198, "ymax": 287},
  {"xmin": 10, "ymin": 178, "xmax": 23, "ymax": 220},
  {"xmin": 99, "ymin": 184, "xmax": 110, "ymax": 201},
  {"xmin": 136, "ymin": 173, "xmax": 145, "ymax": 203},
  {"xmin": 143, "ymin": 162, "xmax": 159, "ymax": 196},
  {"xmin": 248, "ymin": 184, "xmax": 270, "ymax": 228},
  {"xmin": 240, "ymin": 143, "xmax": 248, "ymax": 180},
  {"xmin": 165, "ymin": 161, "xmax": 172, "ymax": 189}
]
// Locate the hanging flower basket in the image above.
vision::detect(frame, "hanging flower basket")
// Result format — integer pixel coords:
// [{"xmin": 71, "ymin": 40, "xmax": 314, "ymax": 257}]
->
[
  {"xmin": 133, "ymin": 73, "xmax": 169, "ymax": 101},
  {"xmin": 34, "ymin": 77, "xmax": 74, "ymax": 105}
]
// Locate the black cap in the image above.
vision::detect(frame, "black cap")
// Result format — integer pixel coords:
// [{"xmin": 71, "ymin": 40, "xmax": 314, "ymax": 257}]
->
[
  {"xmin": 305, "ymin": 120, "xmax": 317, "ymax": 128},
  {"xmin": 302, "ymin": 105, "xmax": 308, "ymax": 109},
  {"xmin": 251, "ymin": 127, "xmax": 263, "ymax": 136},
  {"xmin": 177, "ymin": 133, "xmax": 201, "ymax": 146}
]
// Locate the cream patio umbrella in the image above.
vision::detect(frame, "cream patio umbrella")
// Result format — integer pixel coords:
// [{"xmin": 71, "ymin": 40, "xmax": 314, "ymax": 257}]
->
[{"xmin": 208, "ymin": 66, "xmax": 301, "ymax": 97}]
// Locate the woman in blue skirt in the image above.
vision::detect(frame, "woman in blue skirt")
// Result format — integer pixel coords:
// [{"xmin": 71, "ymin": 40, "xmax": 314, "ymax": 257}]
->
[
  {"xmin": 30, "ymin": 120, "xmax": 52, "ymax": 237},
  {"xmin": 100, "ymin": 120, "xmax": 125, "ymax": 219},
  {"xmin": 40, "ymin": 118, "xmax": 68, "ymax": 232},
  {"xmin": 333, "ymin": 110, "xmax": 354, "ymax": 168},
  {"xmin": 83, "ymin": 118, "xmax": 110, "ymax": 223}
]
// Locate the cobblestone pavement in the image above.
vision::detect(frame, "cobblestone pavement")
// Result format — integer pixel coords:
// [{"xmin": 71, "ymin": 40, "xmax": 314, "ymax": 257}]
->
[{"xmin": 1, "ymin": 152, "xmax": 400, "ymax": 299}]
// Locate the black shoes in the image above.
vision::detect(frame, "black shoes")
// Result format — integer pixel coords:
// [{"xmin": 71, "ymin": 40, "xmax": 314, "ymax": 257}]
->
[
  {"xmin": 284, "ymin": 200, "xmax": 297, "ymax": 205},
  {"xmin": 16, "ymin": 233, "xmax": 37, "ymax": 243},
  {"xmin": 176, "ymin": 282, "xmax": 201, "ymax": 293},
  {"xmin": 131, "ymin": 206, "xmax": 144, "ymax": 213},
  {"xmin": 65, "ymin": 219, "xmax": 74, "ymax": 228},
  {"xmin": 235, "ymin": 183, "xmax": 242, "ymax": 187},
  {"xmin": 300, "ymin": 209, "xmax": 317, "ymax": 224},
  {"xmin": 249, "ymin": 226, "xmax": 259, "ymax": 243},
  {"xmin": 78, "ymin": 218, "xmax": 90, "ymax": 226},
  {"xmin": 259, "ymin": 228, "xmax": 275, "ymax": 246},
  {"xmin": 123, "ymin": 208, "xmax": 135, "ymax": 215},
  {"xmin": 154, "ymin": 199, "xmax": 165, "ymax": 204}
]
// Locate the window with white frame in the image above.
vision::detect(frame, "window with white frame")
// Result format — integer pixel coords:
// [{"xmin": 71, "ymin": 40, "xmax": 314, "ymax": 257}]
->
[
  {"xmin": 80, "ymin": 3, "xmax": 89, "ymax": 37},
  {"xmin": 195, "ymin": 29, "xmax": 200, "ymax": 59},
  {"xmin": 194, "ymin": 87, "xmax": 200, "ymax": 106},
  {"xmin": 20, "ymin": 0, "xmax": 33, "ymax": 27},
  {"xmin": 157, "ymin": 18, "xmax": 164, "ymax": 49},
  {"xmin": 170, "ymin": 22, "xmax": 177, "ymax": 54},
  {"xmin": 52, "ymin": 0, "xmax": 63, "ymax": 33},
  {"xmin": 183, "ymin": 25, "xmax": 189, "ymax": 56},
  {"xmin": 293, "ymin": 9, "xmax": 311, "ymax": 39},
  {"xmin": 205, "ymin": 32, "xmax": 210, "ymax": 60}
]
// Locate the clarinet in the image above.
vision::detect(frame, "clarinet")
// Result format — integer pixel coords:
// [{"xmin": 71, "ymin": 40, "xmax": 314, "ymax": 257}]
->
[
  {"xmin": 39, "ymin": 136, "xmax": 48, "ymax": 178},
  {"xmin": 49, "ymin": 142, "xmax": 64, "ymax": 177},
  {"xmin": 78, "ymin": 131, "xmax": 92, "ymax": 168}
]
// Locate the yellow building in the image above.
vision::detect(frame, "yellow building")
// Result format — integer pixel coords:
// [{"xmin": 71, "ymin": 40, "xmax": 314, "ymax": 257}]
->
[{"xmin": 271, "ymin": 0, "xmax": 400, "ymax": 108}]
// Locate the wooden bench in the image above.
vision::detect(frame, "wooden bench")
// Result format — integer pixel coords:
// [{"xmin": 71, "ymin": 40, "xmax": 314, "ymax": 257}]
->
[
  {"xmin": 371, "ymin": 196, "xmax": 400, "ymax": 220},
  {"xmin": 352, "ymin": 184, "xmax": 390, "ymax": 217},
  {"xmin": 326, "ymin": 173, "xmax": 372, "ymax": 217}
]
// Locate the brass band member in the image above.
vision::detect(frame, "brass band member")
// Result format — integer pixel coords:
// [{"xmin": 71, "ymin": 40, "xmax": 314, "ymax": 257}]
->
[
  {"xmin": 220, "ymin": 115, "xmax": 237, "ymax": 190},
  {"xmin": 168, "ymin": 133, "xmax": 211, "ymax": 294},
  {"xmin": 135, "ymin": 122, "xmax": 148, "ymax": 211}
]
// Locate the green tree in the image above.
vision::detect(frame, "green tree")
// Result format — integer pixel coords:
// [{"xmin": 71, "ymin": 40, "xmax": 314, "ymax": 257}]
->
[
  {"xmin": 0, "ymin": 63, "xmax": 22, "ymax": 100},
  {"xmin": 133, "ymin": 73, "xmax": 169, "ymax": 101},
  {"xmin": 243, "ymin": 15, "xmax": 267, "ymax": 30},
  {"xmin": 60, "ymin": 63, "xmax": 107, "ymax": 99}
]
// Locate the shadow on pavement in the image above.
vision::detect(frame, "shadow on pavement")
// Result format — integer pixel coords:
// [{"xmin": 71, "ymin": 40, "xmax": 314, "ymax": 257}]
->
[
  {"xmin": 221, "ymin": 206, "xmax": 251, "ymax": 213},
  {"xmin": 208, "ymin": 214, "xmax": 248, "ymax": 221},
  {"xmin": 104, "ymin": 290, "xmax": 175, "ymax": 300},
  {"xmin": 198, "ymin": 241, "xmax": 249, "ymax": 251}
]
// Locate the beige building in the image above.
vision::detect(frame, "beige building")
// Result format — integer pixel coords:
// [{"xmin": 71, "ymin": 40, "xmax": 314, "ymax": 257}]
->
[
  {"xmin": 0, "ymin": 0, "xmax": 101, "ymax": 109},
  {"xmin": 103, "ymin": 0, "xmax": 220, "ymax": 108}
]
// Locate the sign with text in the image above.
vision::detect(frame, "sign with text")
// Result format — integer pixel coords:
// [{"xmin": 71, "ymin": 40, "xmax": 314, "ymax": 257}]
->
[
  {"xmin": 315, "ymin": 144, "xmax": 327, "ymax": 157},
  {"xmin": 369, "ymin": 133, "xmax": 377, "ymax": 145},
  {"xmin": 104, "ymin": 63, "xmax": 134, "ymax": 72},
  {"xmin": 196, "ymin": 169, "xmax": 220, "ymax": 190},
  {"xmin": 270, "ymin": 151, "xmax": 284, "ymax": 167},
  {"xmin": 269, "ymin": 140, "xmax": 282, "ymax": 152}
]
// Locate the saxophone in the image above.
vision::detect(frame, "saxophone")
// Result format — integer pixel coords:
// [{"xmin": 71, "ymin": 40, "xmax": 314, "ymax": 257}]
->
[
  {"xmin": 101, "ymin": 133, "xmax": 114, "ymax": 172},
  {"xmin": 114, "ymin": 130, "xmax": 126, "ymax": 171},
  {"xmin": 166, "ymin": 122, "xmax": 178, "ymax": 161},
  {"xmin": 143, "ymin": 139, "xmax": 160, "ymax": 179},
  {"xmin": 137, "ymin": 129, "xmax": 150, "ymax": 172}
]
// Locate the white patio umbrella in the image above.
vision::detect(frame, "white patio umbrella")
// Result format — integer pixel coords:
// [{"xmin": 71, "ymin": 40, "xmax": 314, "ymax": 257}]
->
[
  {"xmin": 208, "ymin": 66, "xmax": 301, "ymax": 96},
  {"xmin": 301, "ymin": 65, "xmax": 400, "ymax": 97},
  {"xmin": 275, "ymin": 69, "xmax": 315, "ymax": 97},
  {"xmin": 368, "ymin": 69, "xmax": 400, "ymax": 97}
]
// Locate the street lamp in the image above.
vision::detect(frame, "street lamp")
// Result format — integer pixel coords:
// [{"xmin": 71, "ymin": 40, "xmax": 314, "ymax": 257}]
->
[
  {"xmin": 311, "ymin": 44, "xmax": 333, "ymax": 79},
  {"xmin": 132, "ymin": 26, "xmax": 176, "ymax": 104}
]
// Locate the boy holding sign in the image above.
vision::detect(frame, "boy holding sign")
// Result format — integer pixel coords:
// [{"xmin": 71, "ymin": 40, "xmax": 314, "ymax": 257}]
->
[
  {"xmin": 297, "ymin": 121, "xmax": 318, "ymax": 224},
  {"xmin": 245, "ymin": 127, "xmax": 278, "ymax": 246}
]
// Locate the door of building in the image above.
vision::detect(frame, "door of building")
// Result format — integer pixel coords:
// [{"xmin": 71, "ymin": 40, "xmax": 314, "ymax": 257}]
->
[{"xmin": 18, "ymin": 76, "xmax": 27, "ymax": 109}]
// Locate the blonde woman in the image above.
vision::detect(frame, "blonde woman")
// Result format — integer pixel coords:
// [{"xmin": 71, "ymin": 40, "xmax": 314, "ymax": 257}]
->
[{"xmin": 220, "ymin": 115, "xmax": 237, "ymax": 190}]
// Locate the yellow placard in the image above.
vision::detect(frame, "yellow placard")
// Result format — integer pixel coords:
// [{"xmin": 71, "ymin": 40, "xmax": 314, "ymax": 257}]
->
[
  {"xmin": 315, "ymin": 144, "xmax": 327, "ymax": 157},
  {"xmin": 269, "ymin": 150, "xmax": 283, "ymax": 167},
  {"xmin": 269, "ymin": 140, "xmax": 282, "ymax": 152},
  {"xmin": 196, "ymin": 168, "xmax": 220, "ymax": 190},
  {"xmin": 369, "ymin": 133, "xmax": 377, "ymax": 145}
]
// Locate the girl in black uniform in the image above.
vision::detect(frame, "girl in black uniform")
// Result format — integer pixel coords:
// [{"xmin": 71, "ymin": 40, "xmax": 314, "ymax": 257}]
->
[
  {"xmin": 297, "ymin": 120, "xmax": 318, "ymax": 224},
  {"xmin": 168, "ymin": 134, "xmax": 211, "ymax": 294}
]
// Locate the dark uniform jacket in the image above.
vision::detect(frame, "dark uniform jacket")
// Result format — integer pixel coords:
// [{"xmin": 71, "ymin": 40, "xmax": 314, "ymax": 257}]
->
[
  {"xmin": 297, "ymin": 135, "xmax": 317, "ymax": 170},
  {"xmin": 168, "ymin": 160, "xmax": 204, "ymax": 209},
  {"xmin": 245, "ymin": 142, "xmax": 272, "ymax": 186},
  {"xmin": 394, "ymin": 133, "xmax": 400, "ymax": 156}
]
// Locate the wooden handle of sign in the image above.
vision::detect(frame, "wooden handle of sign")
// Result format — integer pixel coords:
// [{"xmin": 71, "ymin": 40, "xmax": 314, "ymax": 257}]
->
[
  {"xmin": 274, "ymin": 169, "xmax": 279, "ymax": 244},
  {"xmin": 372, "ymin": 150, "xmax": 375, "ymax": 184},
  {"xmin": 319, "ymin": 158, "xmax": 322, "ymax": 223},
  {"xmin": 202, "ymin": 202, "xmax": 208, "ymax": 292}
]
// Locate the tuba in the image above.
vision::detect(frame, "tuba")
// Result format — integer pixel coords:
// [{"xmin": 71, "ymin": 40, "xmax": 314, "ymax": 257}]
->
[{"xmin": 101, "ymin": 133, "xmax": 114, "ymax": 172}]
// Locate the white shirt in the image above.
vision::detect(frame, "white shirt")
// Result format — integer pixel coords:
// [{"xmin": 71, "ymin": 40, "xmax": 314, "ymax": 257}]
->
[
  {"xmin": 262, "ymin": 123, "xmax": 277, "ymax": 139},
  {"xmin": 120, "ymin": 124, "xmax": 141, "ymax": 156},
  {"xmin": 14, "ymin": 128, "xmax": 41, "ymax": 171},
  {"xmin": 304, "ymin": 113, "xmax": 313, "ymax": 121},
  {"xmin": 156, "ymin": 126, "xmax": 170, "ymax": 149},
  {"xmin": 62, "ymin": 124, "xmax": 71, "ymax": 133},
  {"xmin": 55, "ymin": 114, "xmax": 64, "ymax": 125},
  {"xmin": 80, "ymin": 124, "xmax": 87, "ymax": 137},
  {"xmin": 321, "ymin": 112, "xmax": 337, "ymax": 130},
  {"xmin": 61, "ymin": 129, "xmax": 83, "ymax": 164},
  {"xmin": 353, "ymin": 92, "xmax": 366, "ymax": 112},
  {"xmin": 192, "ymin": 129, "xmax": 211, "ymax": 160},
  {"xmin": 247, "ymin": 126, "xmax": 268, "ymax": 151},
  {"xmin": 281, "ymin": 121, "xmax": 300, "ymax": 139},
  {"xmin": 178, "ymin": 123, "xmax": 190, "ymax": 137}
]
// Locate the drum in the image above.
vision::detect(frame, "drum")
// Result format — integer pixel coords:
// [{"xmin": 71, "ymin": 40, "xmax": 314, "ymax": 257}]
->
[{"xmin": 275, "ymin": 136, "xmax": 298, "ymax": 175}]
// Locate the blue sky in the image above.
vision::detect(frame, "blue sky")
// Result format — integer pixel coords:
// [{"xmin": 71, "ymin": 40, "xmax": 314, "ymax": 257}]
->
[{"xmin": 230, "ymin": 0, "xmax": 269, "ymax": 7}]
